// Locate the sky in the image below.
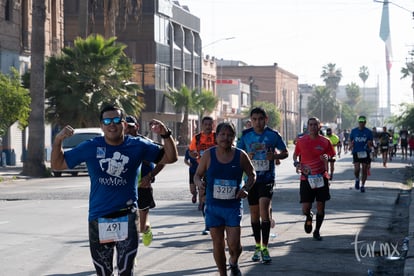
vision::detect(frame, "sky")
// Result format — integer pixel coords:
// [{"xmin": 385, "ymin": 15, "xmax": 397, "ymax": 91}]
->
[{"xmin": 178, "ymin": 0, "xmax": 414, "ymax": 112}]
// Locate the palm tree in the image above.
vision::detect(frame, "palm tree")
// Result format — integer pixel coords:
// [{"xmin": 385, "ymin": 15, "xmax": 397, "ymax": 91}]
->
[
  {"xmin": 45, "ymin": 34, "xmax": 143, "ymax": 128},
  {"xmin": 401, "ymin": 50, "xmax": 414, "ymax": 100},
  {"xmin": 359, "ymin": 66, "xmax": 369, "ymax": 97},
  {"xmin": 165, "ymin": 85, "xmax": 193, "ymax": 144},
  {"xmin": 22, "ymin": 0, "xmax": 47, "ymax": 177},
  {"xmin": 321, "ymin": 63, "xmax": 342, "ymax": 99},
  {"xmin": 345, "ymin": 82, "xmax": 361, "ymax": 107},
  {"xmin": 358, "ymin": 66, "xmax": 369, "ymax": 85},
  {"xmin": 307, "ymin": 86, "xmax": 338, "ymax": 122},
  {"xmin": 193, "ymin": 89, "xmax": 219, "ymax": 119}
]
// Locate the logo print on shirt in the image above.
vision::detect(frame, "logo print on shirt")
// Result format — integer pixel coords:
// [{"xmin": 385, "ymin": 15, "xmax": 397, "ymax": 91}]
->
[{"xmin": 99, "ymin": 151, "xmax": 129, "ymax": 178}]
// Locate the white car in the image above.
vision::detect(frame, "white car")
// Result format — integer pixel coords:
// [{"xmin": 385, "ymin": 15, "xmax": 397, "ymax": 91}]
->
[{"xmin": 52, "ymin": 128, "xmax": 103, "ymax": 177}]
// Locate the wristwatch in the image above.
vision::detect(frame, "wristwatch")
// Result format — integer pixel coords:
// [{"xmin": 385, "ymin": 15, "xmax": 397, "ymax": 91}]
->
[{"xmin": 160, "ymin": 128, "xmax": 172, "ymax": 139}]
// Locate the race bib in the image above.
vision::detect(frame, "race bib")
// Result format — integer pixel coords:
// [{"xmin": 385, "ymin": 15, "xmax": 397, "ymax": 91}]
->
[
  {"xmin": 308, "ymin": 174, "xmax": 325, "ymax": 189},
  {"xmin": 98, "ymin": 215, "xmax": 128, "ymax": 243},
  {"xmin": 251, "ymin": 160, "xmax": 269, "ymax": 171},
  {"xmin": 213, "ymin": 179, "xmax": 237, "ymax": 200},
  {"xmin": 381, "ymin": 146, "xmax": 388, "ymax": 150},
  {"xmin": 357, "ymin": 151, "xmax": 367, "ymax": 159}
]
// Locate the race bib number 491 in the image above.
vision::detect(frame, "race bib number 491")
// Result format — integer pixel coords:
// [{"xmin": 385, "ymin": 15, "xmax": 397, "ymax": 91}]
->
[{"xmin": 98, "ymin": 215, "xmax": 128, "ymax": 243}]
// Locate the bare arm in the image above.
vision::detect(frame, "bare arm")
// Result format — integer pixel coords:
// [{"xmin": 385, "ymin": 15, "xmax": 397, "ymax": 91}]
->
[
  {"xmin": 150, "ymin": 119, "xmax": 178, "ymax": 164},
  {"xmin": 140, "ymin": 163, "xmax": 166, "ymax": 188},
  {"xmin": 193, "ymin": 149, "xmax": 210, "ymax": 193},
  {"xmin": 51, "ymin": 125, "xmax": 74, "ymax": 170},
  {"xmin": 238, "ymin": 150, "xmax": 256, "ymax": 198}
]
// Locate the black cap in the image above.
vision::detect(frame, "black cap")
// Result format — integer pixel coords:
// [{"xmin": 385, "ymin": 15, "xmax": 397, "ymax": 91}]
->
[{"xmin": 125, "ymin": 115, "xmax": 137, "ymax": 126}]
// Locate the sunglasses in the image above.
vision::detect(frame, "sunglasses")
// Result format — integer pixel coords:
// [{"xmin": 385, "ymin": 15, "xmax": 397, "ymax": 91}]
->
[{"xmin": 102, "ymin": 117, "xmax": 123, "ymax": 126}]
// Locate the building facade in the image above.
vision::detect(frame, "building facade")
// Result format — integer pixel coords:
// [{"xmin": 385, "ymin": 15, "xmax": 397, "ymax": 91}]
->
[
  {"xmin": 0, "ymin": 0, "xmax": 64, "ymax": 164},
  {"xmin": 64, "ymin": 0, "xmax": 202, "ymax": 141},
  {"xmin": 218, "ymin": 61, "xmax": 299, "ymax": 142}
]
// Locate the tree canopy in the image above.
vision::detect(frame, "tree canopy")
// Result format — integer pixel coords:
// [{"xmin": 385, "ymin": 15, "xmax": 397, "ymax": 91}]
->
[
  {"xmin": 45, "ymin": 34, "xmax": 143, "ymax": 128},
  {"xmin": 0, "ymin": 68, "xmax": 31, "ymax": 135},
  {"xmin": 245, "ymin": 101, "xmax": 281, "ymax": 129}
]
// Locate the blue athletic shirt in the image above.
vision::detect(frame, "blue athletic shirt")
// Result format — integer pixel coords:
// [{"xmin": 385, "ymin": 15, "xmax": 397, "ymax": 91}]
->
[
  {"xmin": 206, "ymin": 147, "xmax": 243, "ymax": 209},
  {"xmin": 237, "ymin": 127, "xmax": 287, "ymax": 184},
  {"xmin": 349, "ymin": 127, "xmax": 373, "ymax": 154},
  {"xmin": 185, "ymin": 149, "xmax": 198, "ymax": 174},
  {"xmin": 64, "ymin": 135, "xmax": 162, "ymax": 221}
]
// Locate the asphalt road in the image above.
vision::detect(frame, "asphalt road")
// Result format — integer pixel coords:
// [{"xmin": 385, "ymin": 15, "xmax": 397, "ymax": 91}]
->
[{"xmin": 0, "ymin": 151, "xmax": 413, "ymax": 275}]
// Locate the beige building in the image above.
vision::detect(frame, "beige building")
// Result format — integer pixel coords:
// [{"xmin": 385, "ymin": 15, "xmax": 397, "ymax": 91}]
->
[{"xmin": 218, "ymin": 61, "xmax": 299, "ymax": 142}]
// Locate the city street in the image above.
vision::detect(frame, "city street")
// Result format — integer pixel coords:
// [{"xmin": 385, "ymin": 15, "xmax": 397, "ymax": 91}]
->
[{"xmin": 0, "ymin": 150, "xmax": 412, "ymax": 275}]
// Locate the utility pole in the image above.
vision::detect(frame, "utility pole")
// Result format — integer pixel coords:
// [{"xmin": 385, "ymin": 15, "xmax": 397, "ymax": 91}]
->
[
  {"xmin": 298, "ymin": 92, "xmax": 303, "ymax": 133},
  {"xmin": 249, "ymin": 76, "xmax": 255, "ymax": 107}
]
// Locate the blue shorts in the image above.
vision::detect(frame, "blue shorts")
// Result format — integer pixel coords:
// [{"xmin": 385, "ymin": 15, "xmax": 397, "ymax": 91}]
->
[{"xmin": 205, "ymin": 204, "xmax": 242, "ymax": 228}]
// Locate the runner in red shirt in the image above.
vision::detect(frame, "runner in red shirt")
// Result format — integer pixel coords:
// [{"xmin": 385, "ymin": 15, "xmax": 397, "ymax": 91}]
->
[{"xmin": 293, "ymin": 117, "xmax": 335, "ymax": 241}]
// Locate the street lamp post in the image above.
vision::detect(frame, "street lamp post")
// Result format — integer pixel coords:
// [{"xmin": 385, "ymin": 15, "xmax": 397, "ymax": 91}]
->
[{"xmin": 202, "ymin": 36, "xmax": 236, "ymax": 50}]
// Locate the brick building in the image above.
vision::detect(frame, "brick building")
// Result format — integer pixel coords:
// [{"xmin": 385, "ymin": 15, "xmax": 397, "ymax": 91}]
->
[{"xmin": 218, "ymin": 61, "xmax": 299, "ymax": 142}]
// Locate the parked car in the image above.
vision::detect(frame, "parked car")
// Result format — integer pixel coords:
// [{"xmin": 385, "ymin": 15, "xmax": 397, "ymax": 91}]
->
[{"xmin": 52, "ymin": 128, "xmax": 103, "ymax": 177}]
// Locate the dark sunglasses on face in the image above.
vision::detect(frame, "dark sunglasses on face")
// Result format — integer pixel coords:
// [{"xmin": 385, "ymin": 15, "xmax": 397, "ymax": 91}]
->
[{"xmin": 102, "ymin": 117, "xmax": 123, "ymax": 126}]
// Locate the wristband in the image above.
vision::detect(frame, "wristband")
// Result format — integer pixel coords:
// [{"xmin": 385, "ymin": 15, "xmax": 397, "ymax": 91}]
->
[
  {"xmin": 293, "ymin": 160, "xmax": 300, "ymax": 167},
  {"xmin": 160, "ymin": 128, "xmax": 172, "ymax": 139},
  {"xmin": 242, "ymin": 186, "xmax": 250, "ymax": 193}
]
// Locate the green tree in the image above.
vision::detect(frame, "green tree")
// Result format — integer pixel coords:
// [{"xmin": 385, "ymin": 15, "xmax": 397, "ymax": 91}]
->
[
  {"xmin": 339, "ymin": 103, "xmax": 357, "ymax": 130},
  {"xmin": 0, "ymin": 68, "xmax": 31, "ymax": 135},
  {"xmin": 245, "ymin": 101, "xmax": 281, "ymax": 129},
  {"xmin": 345, "ymin": 82, "xmax": 361, "ymax": 106},
  {"xmin": 193, "ymin": 89, "xmax": 219, "ymax": 119},
  {"xmin": 392, "ymin": 103, "xmax": 414, "ymax": 131},
  {"xmin": 401, "ymin": 50, "xmax": 414, "ymax": 100},
  {"xmin": 23, "ymin": 0, "xmax": 48, "ymax": 177},
  {"xmin": 165, "ymin": 85, "xmax": 193, "ymax": 144},
  {"xmin": 307, "ymin": 86, "xmax": 339, "ymax": 123},
  {"xmin": 45, "ymin": 34, "xmax": 143, "ymax": 128},
  {"xmin": 321, "ymin": 63, "xmax": 342, "ymax": 98},
  {"xmin": 359, "ymin": 66, "xmax": 369, "ymax": 85}
]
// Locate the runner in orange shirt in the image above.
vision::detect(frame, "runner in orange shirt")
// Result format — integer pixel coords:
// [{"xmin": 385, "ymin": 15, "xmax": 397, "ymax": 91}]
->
[{"xmin": 189, "ymin": 116, "xmax": 216, "ymax": 235}]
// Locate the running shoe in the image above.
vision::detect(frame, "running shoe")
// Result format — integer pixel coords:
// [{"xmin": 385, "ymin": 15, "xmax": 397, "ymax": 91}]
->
[
  {"xmin": 261, "ymin": 247, "xmax": 272, "ymax": 264},
  {"xmin": 360, "ymin": 186, "xmax": 365, "ymax": 193},
  {"xmin": 142, "ymin": 226, "xmax": 153, "ymax": 246},
  {"xmin": 192, "ymin": 193, "xmax": 197, "ymax": 204},
  {"xmin": 202, "ymin": 228, "xmax": 210, "ymax": 235},
  {"xmin": 313, "ymin": 231, "xmax": 322, "ymax": 241},
  {"xmin": 271, "ymin": 218, "xmax": 276, "ymax": 229},
  {"xmin": 229, "ymin": 263, "xmax": 242, "ymax": 276},
  {"xmin": 354, "ymin": 179, "xmax": 360, "ymax": 190},
  {"xmin": 251, "ymin": 246, "xmax": 261, "ymax": 262},
  {"xmin": 304, "ymin": 212, "xmax": 313, "ymax": 234}
]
